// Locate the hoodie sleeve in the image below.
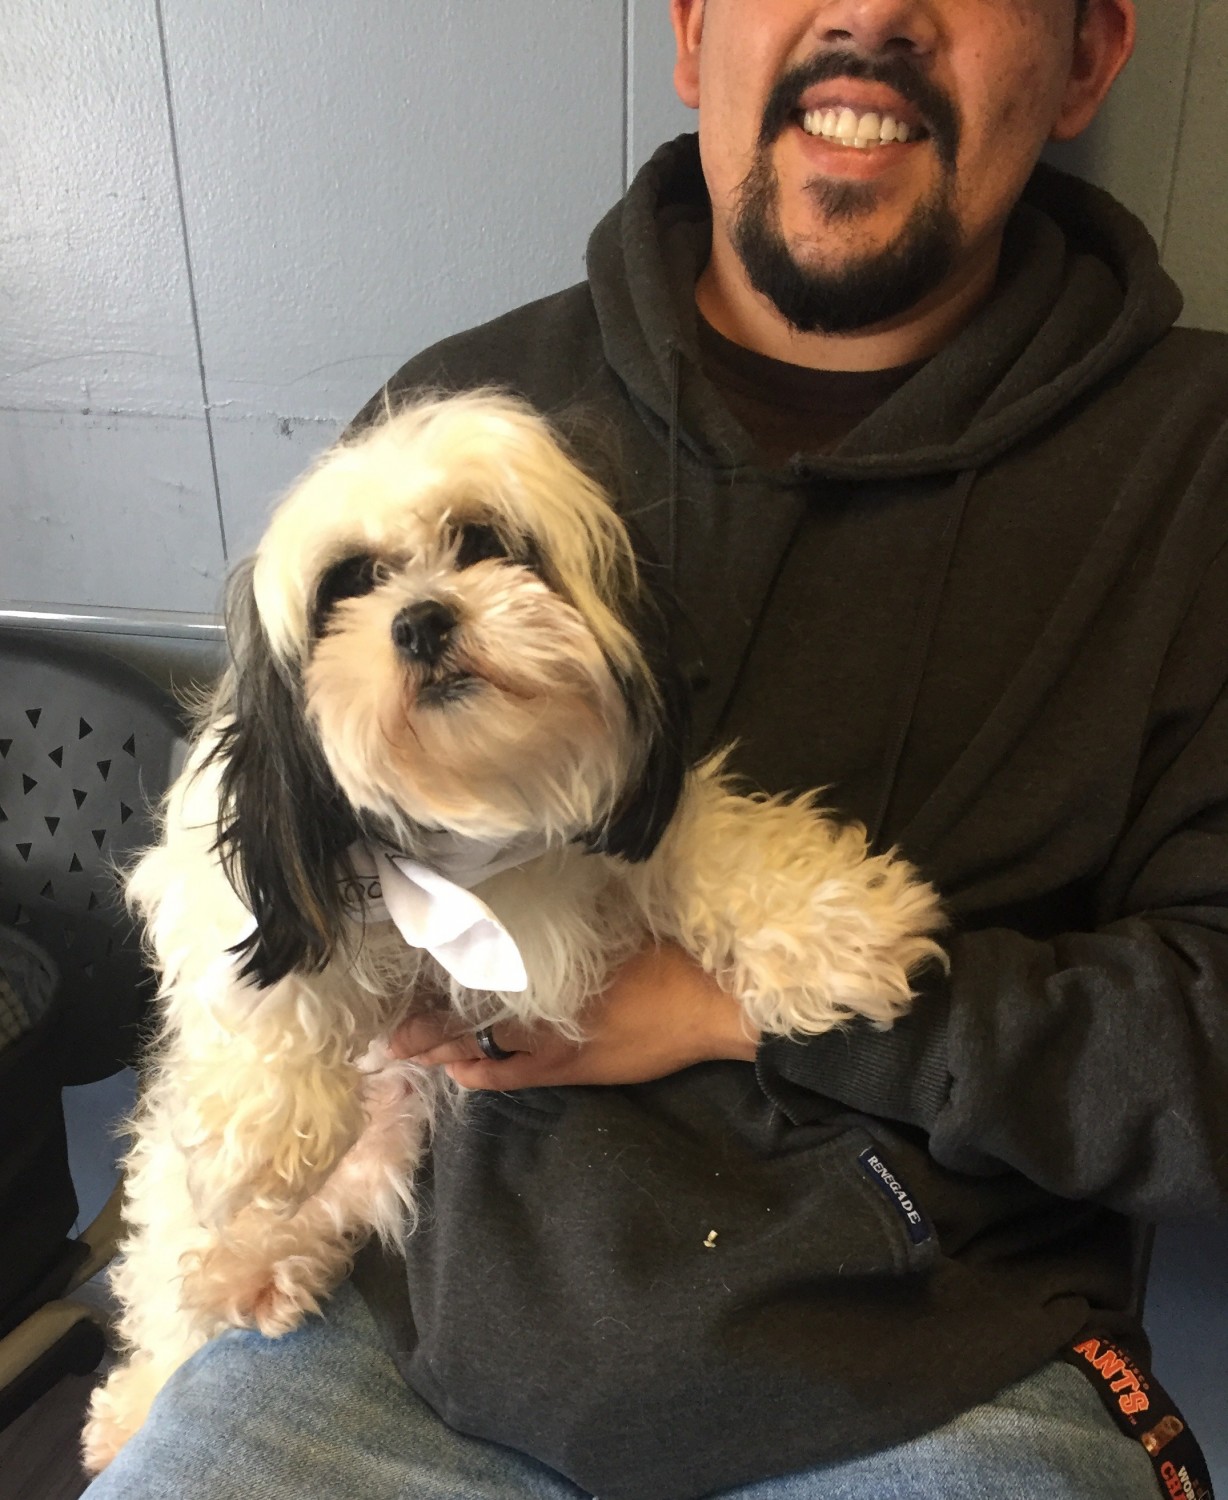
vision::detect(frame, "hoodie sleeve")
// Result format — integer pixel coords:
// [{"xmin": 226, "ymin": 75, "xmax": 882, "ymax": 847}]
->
[{"xmin": 757, "ymin": 541, "xmax": 1228, "ymax": 1225}]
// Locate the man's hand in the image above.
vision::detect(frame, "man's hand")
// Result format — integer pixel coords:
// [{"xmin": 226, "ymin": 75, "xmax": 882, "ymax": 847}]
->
[{"xmin": 390, "ymin": 941, "xmax": 760, "ymax": 1090}]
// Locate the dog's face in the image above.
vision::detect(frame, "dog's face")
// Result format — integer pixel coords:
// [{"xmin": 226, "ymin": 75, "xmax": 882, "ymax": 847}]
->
[
  {"xmin": 214, "ymin": 394, "xmax": 686, "ymax": 985},
  {"xmin": 256, "ymin": 396, "xmax": 650, "ymax": 842}
]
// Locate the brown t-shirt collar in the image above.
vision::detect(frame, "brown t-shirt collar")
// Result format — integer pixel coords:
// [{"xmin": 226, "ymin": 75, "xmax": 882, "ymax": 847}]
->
[{"xmin": 696, "ymin": 315, "xmax": 927, "ymax": 466}]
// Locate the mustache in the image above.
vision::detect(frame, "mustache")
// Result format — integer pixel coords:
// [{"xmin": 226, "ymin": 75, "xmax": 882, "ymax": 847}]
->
[{"xmin": 758, "ymin": 50, "xmax": 961, "ymax": 169}]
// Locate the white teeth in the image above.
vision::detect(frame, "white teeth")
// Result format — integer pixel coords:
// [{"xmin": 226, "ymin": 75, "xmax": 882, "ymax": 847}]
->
[{"xmin": 801, "ymin": 108, "xmax": 915, "ymax": 147}]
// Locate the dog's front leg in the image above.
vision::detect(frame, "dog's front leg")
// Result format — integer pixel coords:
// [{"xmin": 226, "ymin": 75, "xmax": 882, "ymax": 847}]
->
[
  {"xmin": 84, "ymin": 977, "xmax": 418, "ymax": 1472},
  {"xmin": 633, "ymin": 759, "xmax": 946, "ymax": 1039},
  {"xmin": 177, "ymin": 1036, "xmax": 430, "ymax": 1339}
]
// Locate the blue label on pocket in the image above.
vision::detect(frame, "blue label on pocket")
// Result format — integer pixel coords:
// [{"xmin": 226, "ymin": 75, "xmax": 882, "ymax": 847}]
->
[{"xmin": 857, "ymin": 1147, "xmax": 934, "ymax": 1245}]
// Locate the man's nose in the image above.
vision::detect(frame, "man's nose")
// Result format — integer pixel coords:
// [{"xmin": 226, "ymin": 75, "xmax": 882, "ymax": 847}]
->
[{"xmin": 809, "ymin": 0, "xmax": 940, "ymax": 59}]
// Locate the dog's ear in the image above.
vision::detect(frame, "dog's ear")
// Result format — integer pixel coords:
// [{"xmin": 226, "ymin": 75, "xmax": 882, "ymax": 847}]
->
[
  {"xmin": 586, "ymin": 656, "xmax": 689, "ymax": 863},
  {"xmin": 208, "ymin": 561, "xmax": 360, "ymax": 988},
  {"xmin": 582, "ymin": 576, "xmax": 691, "ymax": 864}
]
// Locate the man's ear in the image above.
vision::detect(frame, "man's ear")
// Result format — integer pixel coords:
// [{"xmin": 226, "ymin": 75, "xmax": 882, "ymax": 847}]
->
[
  {"xmin": 1050, "ymin": 0, "xmax": 1136, "ymax": 143},
  {"xmin": 671, "ymin": 0, "xmax": 705, "ymax": 110}
]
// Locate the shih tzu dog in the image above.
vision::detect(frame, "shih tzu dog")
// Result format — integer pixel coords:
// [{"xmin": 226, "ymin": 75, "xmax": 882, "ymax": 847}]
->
[{"xmin": 82, "ymin": 392, "xmax": 944, "ymax": 1471}]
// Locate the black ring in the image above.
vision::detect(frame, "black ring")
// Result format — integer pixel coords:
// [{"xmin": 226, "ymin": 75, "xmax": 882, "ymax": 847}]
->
[{"xmin": 474, "ymin": 1024, "xmax": 514, "ymax": 1062}]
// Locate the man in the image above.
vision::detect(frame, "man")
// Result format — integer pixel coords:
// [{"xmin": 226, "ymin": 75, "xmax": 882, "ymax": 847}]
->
[{"xmin": 85, "ymin": 2, "xmax": 1226, "ymax": 1497}]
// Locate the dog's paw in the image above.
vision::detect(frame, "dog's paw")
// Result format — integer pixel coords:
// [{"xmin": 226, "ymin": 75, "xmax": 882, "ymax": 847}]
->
[
  {"xmin": 180, "ymin": 1237, "xmax": 334, "ymax": 1338},
  {"xmin": 245, "ymin": 1270, "xmax": 321, "ymax": 1338},
  {"xmin": 82, "ymin": 1362, "xmax": 159, "ymax": 1475},
  {"xmin": 81, "ymin": 1412, "xmax": 126, "ymax": 1477},
  {"xmin": 699, "ymin": 835, "xmax": 945, "ymax": 1038}
]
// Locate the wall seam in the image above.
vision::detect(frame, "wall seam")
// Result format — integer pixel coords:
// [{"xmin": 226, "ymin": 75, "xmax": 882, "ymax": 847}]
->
[
  {"xmin": 153, "ymin": 0, "xmax": 229, "ymax": 560},
  {"xmin": 1157, "ymin": 2, "xmax": 1201, "ymax": 263},
  {"xmin": 622, "ymin": 0, "xmax": 632, "ymax": 193}
]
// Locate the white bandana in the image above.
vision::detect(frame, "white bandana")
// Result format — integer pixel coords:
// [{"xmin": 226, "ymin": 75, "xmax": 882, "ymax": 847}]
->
[
  {"xmin": 341, "ymin": 836, "xmax": 549, "ymax": 993},
  {"xmin": 233, "ymin": 834, "xmax": 548, "ymax": 993}
]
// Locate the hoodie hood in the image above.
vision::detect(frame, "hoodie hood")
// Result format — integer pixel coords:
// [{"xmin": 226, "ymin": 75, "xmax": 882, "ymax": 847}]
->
[{"xmin": 586, "ymin": 134, "xmax": 1183, "ymax": 480}]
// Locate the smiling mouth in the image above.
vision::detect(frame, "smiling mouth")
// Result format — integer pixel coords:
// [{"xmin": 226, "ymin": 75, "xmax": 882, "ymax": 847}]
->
[{"xmin": 798, "ymin": 107, "xmax": 928, "ymax": 149}]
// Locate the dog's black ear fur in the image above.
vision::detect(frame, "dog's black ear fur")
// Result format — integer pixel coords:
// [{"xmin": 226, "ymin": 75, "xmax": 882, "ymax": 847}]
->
[
  {"xmin": 207, "ymin": 561, "xmax": 361, "ymax": 988},
  {"xmin": 581, "ymin": 574, "xmax": 691, "ymax": 864},
  {"xmin": 587, "ymin": 657, "xmax": 689, "ymax": 863}
]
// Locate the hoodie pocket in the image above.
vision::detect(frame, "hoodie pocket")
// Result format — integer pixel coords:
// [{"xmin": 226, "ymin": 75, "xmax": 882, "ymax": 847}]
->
[{"xmin": 843, "ymin": 1131, "xmax": 939, "ymax": 1274}]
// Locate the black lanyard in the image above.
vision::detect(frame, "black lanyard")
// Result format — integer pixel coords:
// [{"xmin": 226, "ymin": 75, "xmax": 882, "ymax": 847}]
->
[{"xmin": 1061, "ymin": 1332, "xmax": 1216, "ymax": 1499}]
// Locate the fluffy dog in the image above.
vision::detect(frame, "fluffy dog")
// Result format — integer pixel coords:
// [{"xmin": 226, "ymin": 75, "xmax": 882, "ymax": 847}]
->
[{"xmin": 82, "ymin": 392, "xmax": 944, "ymax": 1471}]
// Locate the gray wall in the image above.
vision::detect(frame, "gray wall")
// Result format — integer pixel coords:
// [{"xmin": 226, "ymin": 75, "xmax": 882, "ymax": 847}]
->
[{"xmin": 3, "ymin": 0, "xmax": 1227, "ymax": 618}]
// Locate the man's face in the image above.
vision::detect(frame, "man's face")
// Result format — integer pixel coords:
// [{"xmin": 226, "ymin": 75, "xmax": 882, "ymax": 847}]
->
[{"xmin": 675, "ymin": 0, "xmax": 1103, "ymax": 334}]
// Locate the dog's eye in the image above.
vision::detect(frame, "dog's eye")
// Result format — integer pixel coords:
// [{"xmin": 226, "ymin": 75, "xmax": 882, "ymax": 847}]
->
[
  {"xmin": 455, "ymin": 522, "xmax": 511, "ymax": 569},
  {"xmin": 313, "ymin": 553, "xmax": 379, "ymax": 633}
]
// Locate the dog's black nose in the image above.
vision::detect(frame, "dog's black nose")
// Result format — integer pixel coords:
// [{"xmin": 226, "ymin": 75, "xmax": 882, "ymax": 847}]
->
[{"xmin": 392, "ymin": 601, "xmax": 456, "ymax": 664}]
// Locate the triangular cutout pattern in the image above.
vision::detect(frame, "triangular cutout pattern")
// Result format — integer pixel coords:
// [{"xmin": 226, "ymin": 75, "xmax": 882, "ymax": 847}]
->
[
  {"xmin": 70, "ymin": 854, "xmax": 84, "ymax": 873},
  {"xmin": 87, "ymin": 891, "xmax": 99, "ymax": 910},
  {"xmin": 26, "ymin": 708, "xmax": 41, "ymax": 728},
  {"xmin": 92, "ymin": 829, "xmax": 107, "ymax": 849},
  {"xmin": 45, "ymin": 816, "xmax": 60, "ymax": 834},
  {"xmin": 49, "ymin": 746, "xmax": 64, "ymax": 767},
  {"xmin": 97, "ymin": 759, "xmax": 111, "ymax": 781},
  {"xmin": 0, "ymin": 804, "xmax": 6, "ymax": 823},
  {"xmin": 22, "ymin": 774, "xmax": 37, "ymax": 794},
  {"xmin": 14, "ymin": 905, "xmax": 30, "ymax": 926},
  {"xmin": 0, "ymin": 739, "xmax": 11, "ymax": 758},
  {"xmin": 16, "ymin": 843, "xmax": 32, "ymax": 862},
  {"xmin": 73, "ymin": 788, "xmax": 88, "ymax": 808},
  {"xmin": 40, "ymin": 881, "xmax": 54, "ymax": 900},
  {"xmin": 122, "ymin": 734, "xmax": 136, "ymax": 756},
  {"xmin": 79, "ymin": 718, "xmax": 93, "ymax": 739},
  {"xmin": 120, "ymin": 803, "xmax": 133, "ymax": 823}
]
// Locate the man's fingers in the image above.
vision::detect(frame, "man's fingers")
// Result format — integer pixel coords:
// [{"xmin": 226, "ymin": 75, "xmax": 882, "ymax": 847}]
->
[
  {"xmin": 390, "ymin": 1014, "xmax": 466, "ymax": 1059},
  {"xmin": 394, "ymin": 1018, "xmax": 536, "ymax": 1066},
  {"xmin": 447, "ymin": 1031, "xmax": 586, "ymax": 1090},
  {"xmin": 446, "ymin": 1053, "xmax": 555, "ymax": 1091}
]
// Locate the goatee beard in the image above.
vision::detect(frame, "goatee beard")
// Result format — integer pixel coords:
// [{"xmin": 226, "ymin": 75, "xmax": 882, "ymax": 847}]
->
[{"xmin": 731, "ymin": 161, "xmax": 961, "ymax": 336}]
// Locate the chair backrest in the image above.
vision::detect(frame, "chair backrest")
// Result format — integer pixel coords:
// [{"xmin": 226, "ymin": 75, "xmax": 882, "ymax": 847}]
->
[{"xmin": 0, "ymin": 630, "xmax": 186, "ymax": 1084}]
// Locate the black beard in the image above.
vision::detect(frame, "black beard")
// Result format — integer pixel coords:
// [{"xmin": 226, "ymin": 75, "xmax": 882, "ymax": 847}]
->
[
  {"xmin": 731, "ymin": 159, "xmax": 960, "ymax": 336},
  {"xmin": 730, "ymin": 47, "xmax": 962, "ymax": 336}
]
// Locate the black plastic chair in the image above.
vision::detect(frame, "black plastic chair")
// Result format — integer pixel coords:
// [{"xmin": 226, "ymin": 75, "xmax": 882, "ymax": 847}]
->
[{"xmin": 0, "ymin": 630, "xmax": 185, "ymax": 1430}]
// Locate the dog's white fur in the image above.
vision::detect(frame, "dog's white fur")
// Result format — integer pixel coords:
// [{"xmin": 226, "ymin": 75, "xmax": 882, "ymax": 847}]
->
[{"xmin": 82, "ymin": 393, "xmax": 944, "ymax": 1472}]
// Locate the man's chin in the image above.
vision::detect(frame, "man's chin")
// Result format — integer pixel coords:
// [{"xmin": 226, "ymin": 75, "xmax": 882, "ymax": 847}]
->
[
  {"xmin": 741, "ymin": 235, "xmax": 957, "ymax": 336},
  {"xmin": 733, "ymin": 172, "xmax": 960, "ymax": 336},
  {"xmin": 797, "ymin": 176, "xmax": 886, "ymax": 227}
]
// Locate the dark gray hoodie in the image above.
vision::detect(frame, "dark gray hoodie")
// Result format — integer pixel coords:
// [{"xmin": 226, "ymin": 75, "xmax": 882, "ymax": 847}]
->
[{"xmin": 352, "ymin": 137, "xmax": 1228, "ymax": 1499}]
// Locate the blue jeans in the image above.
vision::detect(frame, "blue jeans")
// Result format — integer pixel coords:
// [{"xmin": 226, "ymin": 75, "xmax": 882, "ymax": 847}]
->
[{"xmin": 83, "ymin": 1280, "xmax": 1158, "ymax": 1500}]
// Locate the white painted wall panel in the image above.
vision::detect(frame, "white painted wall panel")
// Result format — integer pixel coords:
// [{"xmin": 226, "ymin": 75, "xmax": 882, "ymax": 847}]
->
[
  {"xmin": 1161, "ymin": 0, "xmax": 1228, "ymax": 334},
  {"xmin": 161, "ymin": 0, "xmax": 626, "ymax": 428},
  {"xmin": 0, "ymin": 0, "xmax": 203, "ymax": 416},
  {"xmin": 0, "ymin": 410, "xmax": 224, "ymax": 613},
  {"xmin": 212, "ymin": 414, "xmax": 344, "ymax": 564}
]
